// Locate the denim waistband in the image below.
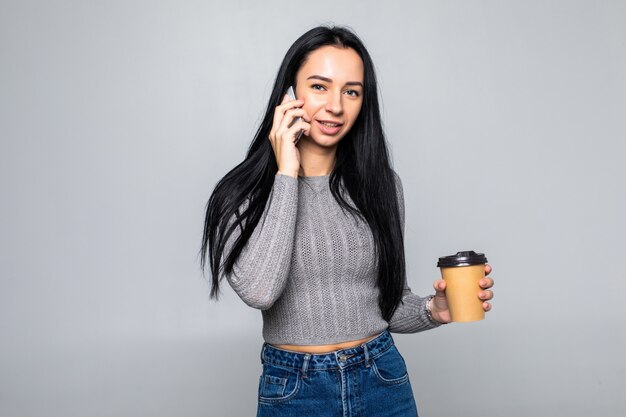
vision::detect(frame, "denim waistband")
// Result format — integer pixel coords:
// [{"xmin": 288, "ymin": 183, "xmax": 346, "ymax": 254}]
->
[{"xmin": 261, "ymin": 330, "xmax": 395, "ymax": 371}]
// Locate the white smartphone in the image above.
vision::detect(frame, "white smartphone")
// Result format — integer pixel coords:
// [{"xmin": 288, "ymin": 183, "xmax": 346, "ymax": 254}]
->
[{"xmin": 286, "ymin": 86, "xmax": 304, "ymax": 144}]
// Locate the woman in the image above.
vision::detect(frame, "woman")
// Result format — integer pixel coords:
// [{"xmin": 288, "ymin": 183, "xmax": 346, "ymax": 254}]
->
[{"xmin": 200, "ymin": 25, "xmax": 494, "ymax": 416}]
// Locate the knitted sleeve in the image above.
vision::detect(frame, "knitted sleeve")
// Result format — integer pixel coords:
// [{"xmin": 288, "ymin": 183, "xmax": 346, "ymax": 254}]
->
[
  {"xmin": 223, "ymin": 172, "xmax": 299, "ymax": 310},
  {"xmin": 387, "ymin": 171, "xmax": 443, "ymax": 333}
]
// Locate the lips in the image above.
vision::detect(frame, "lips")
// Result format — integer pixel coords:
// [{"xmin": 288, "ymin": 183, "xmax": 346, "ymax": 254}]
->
[{"xmin": 316, "ymin": 119, "xmax": 344, "ymax": 135}]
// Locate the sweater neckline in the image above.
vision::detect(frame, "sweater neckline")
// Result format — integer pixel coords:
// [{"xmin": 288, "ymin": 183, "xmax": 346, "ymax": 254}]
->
[
  {"xmin": 298, "ymin": 174, "xmax": 330, "ymax": 192},
  {"xmin": 299, "ymin": 174, "xmax": 330, "ymax": 181}
]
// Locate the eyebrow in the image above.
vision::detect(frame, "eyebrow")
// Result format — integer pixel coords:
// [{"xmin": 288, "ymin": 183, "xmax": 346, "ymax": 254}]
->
[{"xmin": 306, "ymin": 75, "xmax": 363, "ymax": 88}]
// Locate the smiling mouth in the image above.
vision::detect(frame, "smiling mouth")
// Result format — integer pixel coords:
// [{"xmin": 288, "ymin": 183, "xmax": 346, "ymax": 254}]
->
[{"xmin": 318, "ymin": 121, "xmax": 343, "ymax": 127}]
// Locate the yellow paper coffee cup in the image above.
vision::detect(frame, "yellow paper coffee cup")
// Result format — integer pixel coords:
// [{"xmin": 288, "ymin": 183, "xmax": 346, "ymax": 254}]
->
[{"xmin": 437, "ymin": 251, "xmax": 488, "ymax": 322}]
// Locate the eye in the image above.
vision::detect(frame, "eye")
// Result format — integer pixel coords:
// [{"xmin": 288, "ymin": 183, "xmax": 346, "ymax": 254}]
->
[
  {"xmin": 344, "ymin": 89, "xmax": 360, "ymax": 97},
  {"xmin": 311, "ymin": 84, "xmax": 326, "ymax": 91}
]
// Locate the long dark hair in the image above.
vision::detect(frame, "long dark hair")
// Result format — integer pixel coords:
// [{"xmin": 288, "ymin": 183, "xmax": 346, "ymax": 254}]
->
[{"xmin": 199, "ymin": 25, "xmax": 406, "ymax": 322}]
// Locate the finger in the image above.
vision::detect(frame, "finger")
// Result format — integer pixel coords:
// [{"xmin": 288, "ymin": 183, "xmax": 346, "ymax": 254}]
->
[
  {"xmin": 273, "ymin": 99, "xmax": 304, "ymax": 137},
  {"xmin": 479, "ymin": 277, "xmax": 494, "ymax": 289},
  {"xmin": 274, "ymin": 110, "xmax": 310, "ymax": 144},
  {"xmin": 277, "ymin": 97, "xmax": 304, "ymax": 114},
  {"xmin": 485, "ymin": 264, "xmax": 492, "ymax": 275},
  {"xmin": 293, "ymin": 119, "xmax": 311, "ymax": 135},
  {"xmin": 275, "ymin": 120, "xmax": 309, "ymax": 144},
  {"xmin": 272, "ymin": 104, "xmax": 303, "ymax": 137},
  {"xmin": 281, "ymin": 108, "xmax": 310, "ymax": 127},
  {"xmin": 432, "ymin": 279, "xmax": 446, "ymax": 294},
  {"xmin": 300, "ymin": 110, "xmax": 311, "ymax": 122},
  {"xmin": 272, "ymin": 94, "xmax": 291, "ymax": 130},
  {"xmin": 285, "ymin": 120, "xmax": 311, "ymax": 141},
  {"xmin": 483, "ymin": 301, "xmax": 492, "ymax": 312},
  {"xmin": 479, "ymin": 290, "xmax": 494, "ymax": 301}
]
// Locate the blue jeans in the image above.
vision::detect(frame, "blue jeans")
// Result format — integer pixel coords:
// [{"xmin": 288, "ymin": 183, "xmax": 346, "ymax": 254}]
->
[{"xmin": 257, "ymin": 330, "xmax": 419, "ymax": 417}]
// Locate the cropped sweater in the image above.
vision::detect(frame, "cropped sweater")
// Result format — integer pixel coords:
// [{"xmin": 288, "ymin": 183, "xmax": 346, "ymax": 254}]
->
[{"xmin": 224, "ymin": 171, "xmax": 442, "ymax": 345}]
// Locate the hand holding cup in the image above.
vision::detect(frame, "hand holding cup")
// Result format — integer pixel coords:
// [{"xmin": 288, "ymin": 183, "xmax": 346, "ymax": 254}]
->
[{"xmin": 430, "ymin": 253, "xmax": 494, "ymax": 324}]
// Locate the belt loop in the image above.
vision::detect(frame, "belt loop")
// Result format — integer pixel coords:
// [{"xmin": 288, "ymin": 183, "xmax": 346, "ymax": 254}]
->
[
  {"xmin": 260, "ymin": 344, "xmax": 266, "ymax": 364},
  {"xmin": 302, "ymin": 354, "xmax": 311, "ymax": 379},
  {"xmin": 364, "ymin": 343, "xmax": 371, "ymax": 368}
]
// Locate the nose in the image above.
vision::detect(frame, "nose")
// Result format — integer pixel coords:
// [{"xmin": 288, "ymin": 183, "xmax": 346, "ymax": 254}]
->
[{"xmin": 325, "ymin": 90, "xmax": 343, "ymax": 115}]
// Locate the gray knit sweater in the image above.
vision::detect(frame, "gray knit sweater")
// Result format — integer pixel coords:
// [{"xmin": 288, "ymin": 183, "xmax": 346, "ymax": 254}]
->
[{"xmin": 225, "ymin": 171, "xmax": 442, "ymax": 345}]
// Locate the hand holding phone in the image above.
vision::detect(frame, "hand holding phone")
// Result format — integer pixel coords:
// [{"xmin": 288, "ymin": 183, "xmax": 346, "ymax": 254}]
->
[{"xmin": 286, "ymin": 86, "xmax": 304, "ymax": 144}]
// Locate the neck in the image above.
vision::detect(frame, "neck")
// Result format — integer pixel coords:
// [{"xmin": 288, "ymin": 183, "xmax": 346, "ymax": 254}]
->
[{"xmin": 297, "ymin": 140, "xmax": 337, "ymax": 177}]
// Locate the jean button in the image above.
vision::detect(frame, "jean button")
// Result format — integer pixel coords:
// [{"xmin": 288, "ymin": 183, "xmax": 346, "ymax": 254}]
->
[{"xmin": 339, "ymin": 354, "xmax": 347, "ymax": 362}]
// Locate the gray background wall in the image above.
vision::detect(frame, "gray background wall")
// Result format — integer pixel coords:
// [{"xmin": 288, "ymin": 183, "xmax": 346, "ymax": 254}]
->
[{"xmin": 1, "ymin": 1, "xmax": 625, "ymax": 416}]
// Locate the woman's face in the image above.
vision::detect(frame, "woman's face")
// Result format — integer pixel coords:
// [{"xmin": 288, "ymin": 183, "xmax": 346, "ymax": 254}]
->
[{"xmin": 294, "ymin": 45, "xmax": 364, "ymax": 148}]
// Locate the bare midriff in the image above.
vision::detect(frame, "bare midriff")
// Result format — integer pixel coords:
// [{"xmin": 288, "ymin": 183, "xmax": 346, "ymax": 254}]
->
[{"xmin": 271, "ymin": 333, "xmax": 379, "ymax": 354}]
